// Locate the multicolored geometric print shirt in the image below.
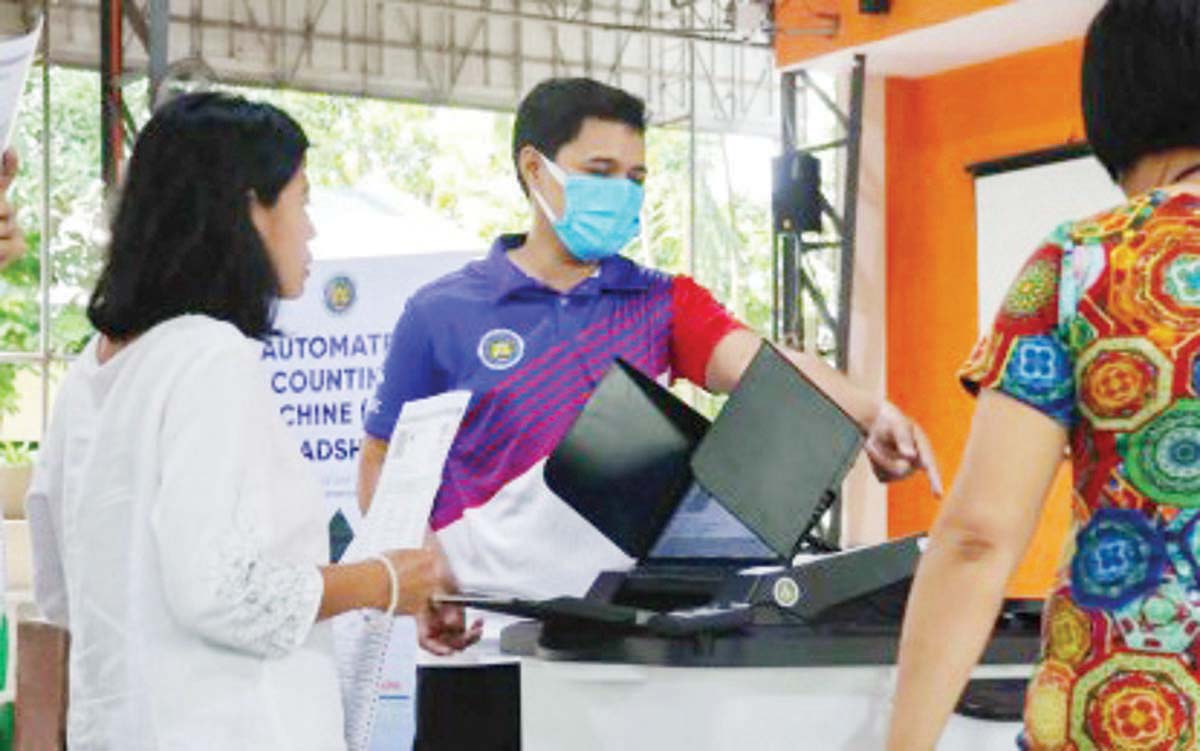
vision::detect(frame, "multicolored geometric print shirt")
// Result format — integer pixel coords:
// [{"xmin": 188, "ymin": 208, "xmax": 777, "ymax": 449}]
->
[
  {"xmin": 365, "ymin": 235, "xmax": 743, "ymax": 600},
  {"xmin": 960, "ymin": 190, "xmax": 1200, "ymax": 751}
]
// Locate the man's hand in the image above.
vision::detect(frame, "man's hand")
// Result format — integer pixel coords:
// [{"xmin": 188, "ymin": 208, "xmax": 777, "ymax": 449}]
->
[
  {"xmin": 864, "ymin": 402, "xmax": 943, "ymax": 496},
  {"xmin": 417, "ymin": 600, "xmax": 484, "ymax": 657},
  {"xmin": 0, "ymin": 150, "xmax": 24, "ymax": 271},
  {"xmin": 416, "ymin": 535, "xmax": 482, "ymax": 656}
]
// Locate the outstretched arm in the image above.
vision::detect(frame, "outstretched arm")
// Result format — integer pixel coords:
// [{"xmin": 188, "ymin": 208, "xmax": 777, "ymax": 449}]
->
[
  {"xmin": 704, "ymin": 328, "xmax": 943, "ymax": 495},
  {"xmin": 886, "ymin": 390, "xmax": 1066, "ymax": 750}
]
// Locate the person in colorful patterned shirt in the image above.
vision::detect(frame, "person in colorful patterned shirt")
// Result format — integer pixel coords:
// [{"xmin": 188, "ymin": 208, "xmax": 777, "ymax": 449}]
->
[
  {"xmin": 888, "ymin": 3, "xmax": 1200, "ymax": 750},
  {"xmin": 359, "ymin": 77, "xmax": 943, "ymax": 750}
]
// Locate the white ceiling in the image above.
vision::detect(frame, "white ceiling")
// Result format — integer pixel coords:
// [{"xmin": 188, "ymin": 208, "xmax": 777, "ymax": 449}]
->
[{"xmin": 783, "ymin": 0, "xmax": 1105, "ymax": 78}]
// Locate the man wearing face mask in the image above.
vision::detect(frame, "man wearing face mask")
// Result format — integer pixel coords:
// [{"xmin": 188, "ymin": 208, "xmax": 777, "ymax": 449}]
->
[{"xmin": 359, "ymin": 78, "xmax": 941, "ymax": 750}]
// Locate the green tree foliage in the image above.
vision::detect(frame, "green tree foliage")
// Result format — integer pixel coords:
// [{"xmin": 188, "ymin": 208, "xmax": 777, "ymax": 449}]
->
[
  {"xmin": 0, "ymin": 68, "xmax": 778, "ymax": 423},
  {"xmin": 0, "ymin": 67, "xmax": 122, "ymax": 417}
]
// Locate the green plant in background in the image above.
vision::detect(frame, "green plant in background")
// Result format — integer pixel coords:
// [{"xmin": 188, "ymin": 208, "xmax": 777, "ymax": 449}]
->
[
  {"xmin": 0, "ymin": 614, "xmax": 10, "ymax": 750},
  {"xmin": 0, "ymin": 68, "xmax": 139, "ymax": 422},
  {"xmin": 0, "ymin": 440, "xmax": 34, "ymax": 466},
  {"xmin": 235, "ymin": 85, "xmax": 777, "ymax": 340},
  {"xmin": 0, "ymin": 66, "xmax": 158, "ymax": 433},
  {"xmin": 214, "ymin": 89, "xmax": 777, "ymax": 425},
  {"xmin": 0, "ymin": 68, "xmax": 779, "ymax": 428}
]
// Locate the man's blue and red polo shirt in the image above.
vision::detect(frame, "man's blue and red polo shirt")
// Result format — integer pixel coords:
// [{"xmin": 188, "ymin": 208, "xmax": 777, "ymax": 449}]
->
[{"xmin": 365, "ymin": 234, "xmax": 743, "ymax": 598}]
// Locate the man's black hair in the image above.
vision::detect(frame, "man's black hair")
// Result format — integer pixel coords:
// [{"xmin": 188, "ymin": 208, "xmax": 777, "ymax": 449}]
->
[{"xmin": 512, "ymin": 77, "xmax": 646, "ymax": 194}]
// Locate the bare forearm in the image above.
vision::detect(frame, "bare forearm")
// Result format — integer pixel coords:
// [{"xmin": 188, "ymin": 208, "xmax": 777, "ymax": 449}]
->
[
  {"xmin": 317, "ymin": 560, "xmax": 388, "ymax": 621},
  {"xmin": 889, "ymin": 391, "xmax": 1066, "ymax": 749},
  {"xmin": 887, "ymin": 529, "xmax": 1020, "ymax": 751},
  {"xmin": 784, "ymin": 349, "xmax": 879, "ymax": 428},
  {"xmin": 705, "ymin": 331, "xmax": 881, "ymax": 428}
]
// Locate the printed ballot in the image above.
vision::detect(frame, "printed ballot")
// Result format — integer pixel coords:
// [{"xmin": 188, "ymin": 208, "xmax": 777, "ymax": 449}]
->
[{"xmin": 333, "ymin": 391, "xmax": 471, "ymax": 751}]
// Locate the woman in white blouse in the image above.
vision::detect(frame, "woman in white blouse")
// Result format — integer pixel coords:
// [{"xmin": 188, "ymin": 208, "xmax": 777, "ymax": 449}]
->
[{"xmin": 25, "ymin": 93, "xmax": 462, "ymax": 750}]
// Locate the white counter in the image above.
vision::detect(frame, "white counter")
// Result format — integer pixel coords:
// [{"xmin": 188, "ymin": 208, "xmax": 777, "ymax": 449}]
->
[{"xmin": 520, "ymin": 657, "xmax": 1028, "ymax": 751}]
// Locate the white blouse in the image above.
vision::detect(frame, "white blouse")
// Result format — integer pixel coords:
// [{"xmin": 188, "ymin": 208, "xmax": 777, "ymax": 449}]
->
[{"xmin": 26, "ymin": 315, "xmax": 345, "ymax": 751}]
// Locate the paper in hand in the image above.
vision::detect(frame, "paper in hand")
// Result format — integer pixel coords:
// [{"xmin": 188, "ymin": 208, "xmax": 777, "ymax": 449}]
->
[
  {"xmin": 334, "ymin": 390, "xmax": 471, "ymax": 751},
  {"xmin": 0, "ymin": 14, "xmax": 41, "ymax": 151}
]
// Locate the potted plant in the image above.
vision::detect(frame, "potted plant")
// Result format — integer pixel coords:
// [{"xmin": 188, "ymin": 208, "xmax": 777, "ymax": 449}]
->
[{"xmin": 0, "ymin": 441, "xmax": 33, "ymax": 520}]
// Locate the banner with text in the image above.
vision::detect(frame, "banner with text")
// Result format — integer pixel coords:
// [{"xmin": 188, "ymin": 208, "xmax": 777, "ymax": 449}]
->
[
  {"xmin": 265, "ymin": 252, "xmax": 477, "ymax": 748},
  {"xmin": 267, "ymin": 253, "xmax": 474, "ymax": 532}
]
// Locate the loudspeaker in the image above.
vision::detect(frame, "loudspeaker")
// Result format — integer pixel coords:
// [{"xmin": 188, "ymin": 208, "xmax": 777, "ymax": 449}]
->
[
  {"xmin": 860, "ymin": 0, "xmax": 889, "ymax": 13},
  {"xmin": 772, "ymin": 151, "xmax": 821, "ymax": 234}
]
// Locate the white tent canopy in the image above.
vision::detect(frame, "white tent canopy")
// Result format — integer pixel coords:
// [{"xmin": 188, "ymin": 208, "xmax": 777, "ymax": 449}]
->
[
  {"xmin": 46, "ymin": 0, "xmax": 779, "ymax": 138},
  {"xmin": 308, "ymin": 178, "xmax": 483, "ymax": 259}
]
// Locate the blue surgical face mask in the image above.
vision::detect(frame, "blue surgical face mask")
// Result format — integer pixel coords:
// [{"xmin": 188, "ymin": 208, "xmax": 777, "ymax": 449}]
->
[{"xmin": 530, "ymin": 152, "xmax": 644, "ymax": 263}]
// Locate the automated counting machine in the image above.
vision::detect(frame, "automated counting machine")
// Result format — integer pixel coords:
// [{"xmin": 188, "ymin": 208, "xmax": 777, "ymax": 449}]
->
[{"xmin": 472, "ymin": 344, "xmax": 1042, "ymax": 749}]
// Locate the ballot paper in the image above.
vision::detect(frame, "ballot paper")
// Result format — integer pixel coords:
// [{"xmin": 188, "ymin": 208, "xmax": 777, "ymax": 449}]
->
[
  {"xmin": 334, "ymin": 390, "xmax": 471, "ymax": 751},
  {"xmin": 0, "ymin": 12, "xmax": 40, "ymax": 149}
]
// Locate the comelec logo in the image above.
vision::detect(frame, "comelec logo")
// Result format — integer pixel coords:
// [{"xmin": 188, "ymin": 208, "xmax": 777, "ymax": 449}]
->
[
  {"xmin": 477, "ymin": 329, "xmax": 525, "ymax": 371},
  {"xmin": 323, "ymin": 275, "xmax": 356, "ymax": 315}
]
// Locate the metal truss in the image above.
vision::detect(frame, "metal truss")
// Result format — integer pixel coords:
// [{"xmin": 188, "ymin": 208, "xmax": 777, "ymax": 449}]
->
[
  {"xmin": 56, "ymin": 0, "xmax": 790, "ymax": 145},
  {"xmin": 1, "ymin": 0, "xmax": 837, "ymax": 437},
  {"xmin": 774, "ymin": 55, "xmax": 864, "ymax": 370},
  {"xmin": 774, "ymin": 55, "xmax": 866, "ymax": 546}
]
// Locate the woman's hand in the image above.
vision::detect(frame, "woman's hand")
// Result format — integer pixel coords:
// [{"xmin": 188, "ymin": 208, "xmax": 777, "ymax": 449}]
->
[
  {"xmin": 0, "ymin": 150, "xmax": 24, "ymax": 271},
  {"xmin": 378, "ymin": 548, "xmax": 439, "ymax": 615},
  {"xmin": 319, "ymin": 548, "xmax": 436, "ymax": 621}
]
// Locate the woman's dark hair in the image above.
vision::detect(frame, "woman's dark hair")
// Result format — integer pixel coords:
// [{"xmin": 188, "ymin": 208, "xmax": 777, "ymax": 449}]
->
[
  {"xmin": 1083, "ymin": 0, "xmax": 1200, "ymax": 181},
  {"xmin": 88, "ymin": 92, "xmax": 309, "ymax": 341},
  {"xmin": 512, "ymin": 78, "xmax": 646, "ymax": 195}
]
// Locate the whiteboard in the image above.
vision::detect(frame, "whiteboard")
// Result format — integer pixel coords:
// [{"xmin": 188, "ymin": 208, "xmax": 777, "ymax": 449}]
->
[{"xmin": 974, "ymin": 155, "xmax": 1124, "ymax": 334}]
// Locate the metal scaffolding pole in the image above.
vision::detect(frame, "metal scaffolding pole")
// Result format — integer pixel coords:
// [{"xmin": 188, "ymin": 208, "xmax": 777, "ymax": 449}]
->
[
  {"xmin": 148, "ymin": 0, "xmax": 169, "ymax": 105},
  {"xmin": 775, "ymin": 69, "xmax": 798, "ymax": 347},
  {"xmin": 834, "ymin": 54, "xmax": 865, "ymax": 373},
  {"xmin": 687, "ymin": 4, "xmax": 697, "ymax": 280},
  {"xmin": 39, "ymin": 0, "xmax": 51, "ymax": 427},
  {"xmin": 100, "ymin": 0, "xmax": 124, "ymax": 190},
  {"xmin": 774, "ymin": 57, "xmax": 867, "ymax": 549},
  {"xmin": 777, "ymin": 61, "xmax": 865, "ymax": 369},
  {"xmin": 50, "ymin": 0, "xmax": 785, "ymax": 139}
]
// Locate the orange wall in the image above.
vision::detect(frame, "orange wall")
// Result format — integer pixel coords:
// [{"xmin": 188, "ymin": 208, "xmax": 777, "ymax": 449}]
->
[
  {"xmin": 886, "ymin": 39, "xmax": 1086, "ymax": 596},
  {"xmin": 776, "ymin": 0, "xmax": 1009, "ymax": 68}
]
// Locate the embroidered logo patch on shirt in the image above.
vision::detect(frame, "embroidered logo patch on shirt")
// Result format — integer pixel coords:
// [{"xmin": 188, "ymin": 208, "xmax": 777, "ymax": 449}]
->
[{"xmin": 478, "ymin": 329, "xmax": 525, "ymax": 371}]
